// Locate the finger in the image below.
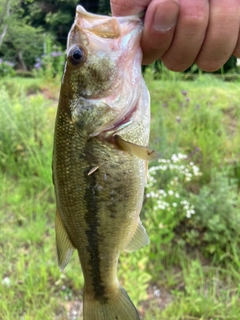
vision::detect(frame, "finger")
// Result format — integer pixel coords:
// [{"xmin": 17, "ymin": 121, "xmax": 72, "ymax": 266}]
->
[
  {"xmin": 196, "ymin": 0, "xmax": 240, "ymax": 71},
  {"xmin": 233, "ymin": 28, "xmax": 240, "ymax": 57},
  {"xmin": 141, "ymin": 0, "xmax": 180, "ymax": 65},
  {"xmin": 110, "ymin": 0, "xmax": 151, "ymax": 16},
  {"xmin": 161, "ymin": 0, "xmax": 209, "ymax": 72}
]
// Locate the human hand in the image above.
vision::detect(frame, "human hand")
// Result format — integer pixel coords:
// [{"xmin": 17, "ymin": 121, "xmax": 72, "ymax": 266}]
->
[{"xmin": 110, "ymin": 0, "xmax": 240, "ymax": 71}]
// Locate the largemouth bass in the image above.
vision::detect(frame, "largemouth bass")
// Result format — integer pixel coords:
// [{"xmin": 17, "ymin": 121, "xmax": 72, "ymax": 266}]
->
[{"xmin": 53, "ymin": 5, "xmax": 158, "ymax": 320}]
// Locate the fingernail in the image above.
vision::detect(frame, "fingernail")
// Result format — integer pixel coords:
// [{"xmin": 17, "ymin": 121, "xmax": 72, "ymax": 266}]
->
[{"xmin": 153, "ymin": 1, "xmax": 179, "ymax": 32}]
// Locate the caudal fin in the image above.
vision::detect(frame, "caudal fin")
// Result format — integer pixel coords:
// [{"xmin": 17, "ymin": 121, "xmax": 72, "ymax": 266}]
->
[{"xmin": 83, "ymin": 287, "xmax": 140, "ymax": 320}]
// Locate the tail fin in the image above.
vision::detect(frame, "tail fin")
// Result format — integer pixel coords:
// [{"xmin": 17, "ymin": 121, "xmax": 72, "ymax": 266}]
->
[{"xmin": 83, "ymin": 287, "xmax": 140, "ymax": 320}]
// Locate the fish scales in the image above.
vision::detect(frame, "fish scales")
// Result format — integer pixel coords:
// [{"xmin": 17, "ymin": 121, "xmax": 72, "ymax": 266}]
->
[
  {"xmin": 53, "ymin": 5, "xmax": 158, "ymax": 320},
  {"xmin": 54, "ymin": 106, "xmax": 146, "ymax": 292}
]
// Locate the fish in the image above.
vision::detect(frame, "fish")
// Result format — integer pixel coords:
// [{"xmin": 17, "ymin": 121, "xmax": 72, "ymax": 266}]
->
[{"xmin": 52, "ymin": 5, "xmax": 159, "ymax": 320}]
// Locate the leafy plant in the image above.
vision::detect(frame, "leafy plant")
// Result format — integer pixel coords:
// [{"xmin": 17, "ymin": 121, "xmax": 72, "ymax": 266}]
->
[
  {"xmin": 143, "ymin": 154, "xmax": 202, "ymax": 280},
  {"xmin": 0, "ymin": 58, "xmax": 15, "ymax": 77},
  {"xmin": 185, "ymin": 168, "xmax": 240, "ymax": 263},
  {"xmin": 1, "ymin": 76, "xmax": 240, "ymax": 319},
  {"xmin": 34, "ymin": 36, "xmax": 65, "ymax": 78},
  {"xmin": 0, "ymin": 84, "xmax": 54, "ymax": 188}
]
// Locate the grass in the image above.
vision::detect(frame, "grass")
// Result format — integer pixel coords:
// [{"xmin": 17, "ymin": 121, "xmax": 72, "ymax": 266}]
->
[{"xmin": 0, "ymin": 75, "xmax": 240, "ymax": 319}]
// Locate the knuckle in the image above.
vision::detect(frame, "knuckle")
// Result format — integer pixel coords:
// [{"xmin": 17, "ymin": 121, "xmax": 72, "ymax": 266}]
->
[
  {"xmin": 195, "ymin": 59, "xmax": 226, "ymax": 72},
  {"xmin": 162, "ymin": 56, "xmax": 192, "ymax": 72}
]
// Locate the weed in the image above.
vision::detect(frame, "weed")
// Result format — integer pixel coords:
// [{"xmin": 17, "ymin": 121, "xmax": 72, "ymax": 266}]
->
[{"xmin": 1, "ymin": 77, "xmax": 240, "ymax": 319}]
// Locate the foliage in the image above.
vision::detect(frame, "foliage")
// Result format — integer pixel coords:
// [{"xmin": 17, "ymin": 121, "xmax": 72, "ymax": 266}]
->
[
  {"xmin": 143, "ymin": 154, "xmax": 202, "ymax": 279},
  {"xmin": 33, "ymin": 36, "xmax": 65, "ymax": 78},
  {"xmin": 98, "ymin": 0, "xmax": 111, "ymax": 14},
  {"xmin": 0, "ymin": 0, "xmax": 238, "ymax": 74},
  {"xmin": 152, "ymin": 57, "xmax": 238, "ymax": 80},
  {"xmin": 0, "ymin": 58, "xmax": 15, "ymax": 76},
  {"xmin": 0, "ymin": 0, "xmax": 14, "ymax": 47},
  {"xmin": 1, "ymin": 76, "xmax": 240, "ymax": 319},
  {"xmin": 1, "ymin": 22, "xmax": 44, "ymax": 69},
  {"xmin": 154, "ymin": 258, "xmax": 240, "ymax": 320},
  {"xmin": 0, "ymin": 80, "xmax": 54, "ymax": 186},
  {"xmin": 185, "ymin": 168, "xmax": 240, "ymax": 262}
]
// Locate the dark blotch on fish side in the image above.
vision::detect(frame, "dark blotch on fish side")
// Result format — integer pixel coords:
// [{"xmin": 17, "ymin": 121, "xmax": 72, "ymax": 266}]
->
[{"xmin": 84, "ymin": 166, "xmax": 107, "ymax": 301}]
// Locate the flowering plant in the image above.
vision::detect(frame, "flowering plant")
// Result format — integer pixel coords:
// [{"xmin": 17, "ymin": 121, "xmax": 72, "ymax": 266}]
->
[
  {"xmin": 33, "ymin": 37, "xmax": 65, "ymax": 78},
  {"xmin": 0, "ymin": 59, "xmax": 15, "ymax": 77},
  {"xmin": 146, "ymin": 153, "xmax": 201, "ymax": 218},
  {"xmin": 143, "ymin": 153, "xmax": 202, "ymax": 261},
  {"xmin": 34, "ymin": 50, "xmax": 64, "ymax": 78}
]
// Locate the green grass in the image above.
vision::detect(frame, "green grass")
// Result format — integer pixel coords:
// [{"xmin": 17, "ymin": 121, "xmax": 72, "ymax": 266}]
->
[{"xmin": 1, "ymin": 75, "xmax": 240, "ymax": 319}]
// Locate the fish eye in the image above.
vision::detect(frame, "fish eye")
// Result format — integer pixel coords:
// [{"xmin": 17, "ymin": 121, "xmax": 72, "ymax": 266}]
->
[{"xmin": 68, "ymin": 46, "xmax": 85, "ymax": 65}]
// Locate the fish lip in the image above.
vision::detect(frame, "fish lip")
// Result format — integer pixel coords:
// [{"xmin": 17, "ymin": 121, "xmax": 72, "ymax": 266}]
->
[
  {"xmin": 76, "ymin": 5, "xmax": 109, "ymax": 20},
  {"xmin": 76, "ymin": 5, "xmax": 144, "ymax": 21}
]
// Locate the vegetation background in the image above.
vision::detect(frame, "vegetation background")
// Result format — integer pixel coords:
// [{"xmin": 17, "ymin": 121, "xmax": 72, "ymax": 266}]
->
[{"xmin": 0, "ymin": 1, "xmax": 240, "ymax": 320}]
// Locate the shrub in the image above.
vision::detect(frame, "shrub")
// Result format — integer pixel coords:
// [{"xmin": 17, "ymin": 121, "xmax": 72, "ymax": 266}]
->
[
  {"xmin": 33, "ymin": 37, "xmax": 65, "ymax": 79},
  {"xmin": 143, "ymin": 154, "xmax": 202, "ymax": 277},
  {"xmin": 0, "ymin": 59, "xmax": 15, "ymax": 77},
  {"xmin": 144, "ymin": 152, "xmax": 240, "ymax": 267},
  {"xmin": 185, "ymin": 168, "xmax": 240, "ymax": 263}
]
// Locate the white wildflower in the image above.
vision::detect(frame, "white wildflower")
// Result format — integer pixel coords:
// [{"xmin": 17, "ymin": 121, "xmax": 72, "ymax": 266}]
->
[
  {"xmin": 159, "ymin": 165, "xmax": 167, "ymax": 171},
  {"xmin": 2, "ymin": 277, "xmax": 11, "ymax": 287},
  {"xmin": 172, "ymin": 202, "xmax": 177, "ymax": 207},
  {"xmin": 168, "ymin": 190, "xmax": 174, "ymax": 195},
  {"xmin": 159, "ymin": 159, "xmax": 167, "ymax": 163},
  {"xmin": 171, "ymin": 154, "xmax": 179, "ymax": 163},
  {"xmin": 159, "ymin": 189, "xmax": 167, "ymax": 197},
  {"xmin": 178, "ymin": 153, "xmax": 187, "ymax": 160},
  {"xmin": 186, "ymin": 211, "xmax": 191, "ymax": 218}
]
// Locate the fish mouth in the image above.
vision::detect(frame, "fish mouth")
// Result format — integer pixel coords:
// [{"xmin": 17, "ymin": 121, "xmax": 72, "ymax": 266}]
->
[
  {"xmin": 76, "ymin": 5, "xmax": 144, "ymax": 22},
  {"xmin": 74, "ymin": 5, "xmax": 143, "ymax": 39}
]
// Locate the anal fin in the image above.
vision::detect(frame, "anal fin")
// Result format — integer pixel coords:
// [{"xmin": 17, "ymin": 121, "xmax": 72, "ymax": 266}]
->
[
  {"xmin": 115, "ymin": 135, "xmax": 160, "ymax": 161},
  {"xmin": 124, "ymin": 219, "xmax": 150, "ymax": 252},
  {"xmin": 55, "ymin": 209, "xmax": 75, "ymax": 271}
]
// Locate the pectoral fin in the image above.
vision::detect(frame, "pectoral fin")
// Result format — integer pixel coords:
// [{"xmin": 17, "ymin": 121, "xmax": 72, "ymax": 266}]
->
[
  {"xmin": 115, "ymin": 135, "xmax": 160, "ymax": 161},
  {"xmin": 124, "ymin": 219, "xmax": 150, "ymax": 252},
  {"xmin": 55, "ymin": 209, "xmax": 75, "ymax": 271}
]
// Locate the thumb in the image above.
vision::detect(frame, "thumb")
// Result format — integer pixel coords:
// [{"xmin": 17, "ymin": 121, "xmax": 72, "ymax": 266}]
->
[{"xmin": 142, "ymin": 0, "xmax": 179, "ymax": 64}]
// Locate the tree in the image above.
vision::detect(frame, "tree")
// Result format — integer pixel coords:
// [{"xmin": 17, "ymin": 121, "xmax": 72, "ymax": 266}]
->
[
  {"xmin": 22, "ymin": 0, "xmax": 79, "ymax": 46},
  {"xmin": 0, "ymin": 0, "xmax": 11, "ymax": 48},
  {"xmin": 1, "ymin": 23, "xmax": 44, "ymax": 70},
  {"xmin": 0, "ymin": 0, "xmax": 44, "ymax": 69}
]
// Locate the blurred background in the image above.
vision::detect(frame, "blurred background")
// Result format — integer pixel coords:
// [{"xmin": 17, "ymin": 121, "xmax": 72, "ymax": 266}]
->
[{"xmin": 0, "ymin": 1, "xmax": 240, "ymax": 320}]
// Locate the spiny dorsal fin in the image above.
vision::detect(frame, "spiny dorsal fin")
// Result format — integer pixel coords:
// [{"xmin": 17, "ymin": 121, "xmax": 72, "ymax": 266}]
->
[
  {"xmin": 88, "ymin": 165, "xmax": 101, "ymax": 175},
  {"xmin": 115, "ymin": 135, "xmax": 160, "ymax": 161},
  {"xmin": 55, "ymin": 209, "xmax": 75, "ymax": 271},
  {"xmin": 124, "ymin": 219, "xmax": 150, "ymax": 252}
]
